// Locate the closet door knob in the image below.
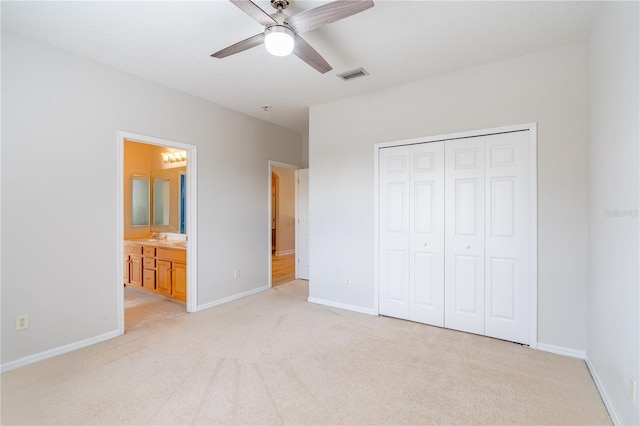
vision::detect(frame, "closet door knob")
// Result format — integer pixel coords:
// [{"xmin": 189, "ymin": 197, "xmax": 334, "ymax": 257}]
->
[
  {"xmin": 423, "ymin": 242, "xmax": 428, "ymax": 246},
  {"xmin": 465, "ymin": 245, "xmax": 471, "ymax": 249}
]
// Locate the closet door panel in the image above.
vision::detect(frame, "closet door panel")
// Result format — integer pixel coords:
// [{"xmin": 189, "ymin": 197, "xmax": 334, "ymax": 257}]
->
[
  {"xmin": 409, "ymin": 142, "xmax": 444, "ymax": 326},
  {"xmin": 379, "ymin": 146, "xmax": 410, "ymax": 319},
  {"xmin": 445, "ymin": 137, "xmax": 485, "ymax": 335},
  {"xmin": 378, "ymin": 129, "xmax": 532, "ymax": 346},
  {"xmin": 454, "ymin": 255, "xmax": 480, "ymax": 312},
  {"xmin": 484, "ymin": 131, "xmax": 530, "ymax": 344}
]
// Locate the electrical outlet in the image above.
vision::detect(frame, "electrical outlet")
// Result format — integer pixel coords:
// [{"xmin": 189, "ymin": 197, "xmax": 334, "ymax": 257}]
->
[
  {"xmin": 345, "ymin": 278, "xmax": 351, "ymax": 287},
  {"xmin": 16, "ymin": 314, "xmax": 28, "ymax": 330},
  {"xmin": 631, "ymin": 376, "xmax": 637, "ymax": 403},
  {"xmin": 234, "ymin": 269, "xmax": 240, "ymax": 279}
]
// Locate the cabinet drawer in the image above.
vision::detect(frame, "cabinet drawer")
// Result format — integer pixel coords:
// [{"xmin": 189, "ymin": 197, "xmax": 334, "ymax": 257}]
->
[
  {"xmin": 124, "ymin": 244, "xmax": 142, "ymax": 255},
  {"xmin": 156, "ymin": 247, "xmax": 186, "ymax": 263},
  {"xmin": 143, "ymin": 257, "xmax": 156, "ymax": 269},
  {"xmin": 143, "ymin": 246, "xmax": 156, "ymax": 257}
]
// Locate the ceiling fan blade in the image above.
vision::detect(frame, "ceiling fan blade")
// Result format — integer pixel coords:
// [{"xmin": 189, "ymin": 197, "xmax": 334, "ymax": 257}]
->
[
  {"xmin": 293, "ymin": 34, "xmax": 332, "ymax": 74},
  {"xmin": 286, "ymin": 0, "xmax": 374, "ymax": 34},
  {"xmin": 211, "ymin": 33, "xmax": 265, "ymax": 58},
  {"xmin": 230, "ymin": 0, "xmax": 276, "ymax": 27}
]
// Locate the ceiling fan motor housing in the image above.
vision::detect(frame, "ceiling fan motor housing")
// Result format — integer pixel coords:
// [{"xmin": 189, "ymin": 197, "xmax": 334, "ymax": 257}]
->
[{"xmin": 271, "ymin": 0, "xmax": 290, "ymax": 11}]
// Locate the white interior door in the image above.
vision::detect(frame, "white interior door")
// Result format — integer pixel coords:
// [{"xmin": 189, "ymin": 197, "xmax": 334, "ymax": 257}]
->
[
  {"xmin": 484, "ymin": 131, "xmax": 530, "ymax": 344},
  {"xmin": 295, "ymin": 169, "xmax": 310, "ymax": 280},
  {"xmin": 409, "ymin": 142, "xmax": 445, "ymax": 326},
  {"xmin": 377, "ymin": 128, "xmax": 533, "ymax": 345},
  {"xmin": 444, "ymin": 137, "xmax": 485, "ymax": 335},
  {"xmin": 379, "ymin": 146, "xmax": 410, "ymax": 319}
]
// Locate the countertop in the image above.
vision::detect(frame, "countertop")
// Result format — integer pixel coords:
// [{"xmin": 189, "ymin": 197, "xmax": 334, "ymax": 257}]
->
[{"xmin": 125, "ymin": 238, "xmax": 187, "ymax": 250}]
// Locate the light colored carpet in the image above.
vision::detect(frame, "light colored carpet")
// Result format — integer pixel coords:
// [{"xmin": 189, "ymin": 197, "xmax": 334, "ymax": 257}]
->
[
  {"xmin": 1, "ymin": 280, "xmax": 610, "ymax": 425},
  {"xmin": 124, "ymin": 286, "xmax": 186, "ymax": 331}
]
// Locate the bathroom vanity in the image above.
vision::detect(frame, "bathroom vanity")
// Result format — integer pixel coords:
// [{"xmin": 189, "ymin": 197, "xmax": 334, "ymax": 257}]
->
[{"xmin": 124, "ymin": 239, "xmax": 186, "ymax": 302}]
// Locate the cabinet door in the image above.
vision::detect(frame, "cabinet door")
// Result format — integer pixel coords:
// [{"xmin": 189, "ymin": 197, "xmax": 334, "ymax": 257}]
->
[
  {"xmin": 143, "ymin": 268, "xmax": 156, "ymax": 290},
  {"xmin": 129, "ymin": 255, "xmax": 143, "ymax": 287},
  {"xmin": 172, "ymin": 262, "xmax": 187, "ymax": 301},
  {"xmin": 157, "ymin": 260, "xmax": 172, "ymax": 296},
  {"xmin": 124, "ymin": 255, "xmax": 130, "ymax": 284}
]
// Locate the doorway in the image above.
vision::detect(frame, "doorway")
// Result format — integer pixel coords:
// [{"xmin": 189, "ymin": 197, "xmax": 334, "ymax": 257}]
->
[
  {"xmin": 269, "ymin": 161, "xmax": 299, "ymax": 286},
  {"xmin": 117, "ymin": 131, "xmax": 198, "ymax": 335}
]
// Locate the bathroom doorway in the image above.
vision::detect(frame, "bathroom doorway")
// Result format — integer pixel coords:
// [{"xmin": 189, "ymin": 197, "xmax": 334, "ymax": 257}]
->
[{"xmin": 117, "ymin": 131, "xmax": 198, "ymax": 335}]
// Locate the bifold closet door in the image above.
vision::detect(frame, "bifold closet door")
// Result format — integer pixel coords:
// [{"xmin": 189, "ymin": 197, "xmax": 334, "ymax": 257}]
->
[
  {"xmin": 379, "ymin": 131, "xmax": 531, "ymax": 345},
  {"xmin": 443, "ymin": 131, "xmax": 531, "ymax": 344},
  {"xmin": 379, "ymin": 143, "xmax": 445, "ymax": 325},
  {"xmin": 409, "ymin": 143, "xmax": 445, "ymax": 325},
  {"xmin": 444, "ymin": 137, "xmax": 486, "ymax": 335},
  {"xmin": 379, "ymin": 145, "xmax": 410, "ymax": 319},
  {"xmin": 483, "ymin": 131, "xmax": 530, "ymax": 344}
]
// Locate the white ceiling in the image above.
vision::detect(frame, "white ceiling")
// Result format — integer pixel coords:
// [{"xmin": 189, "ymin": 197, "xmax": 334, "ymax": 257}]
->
[{"xmin": 1, "ymin": 1, "xmax": 598, "ymax": 134}]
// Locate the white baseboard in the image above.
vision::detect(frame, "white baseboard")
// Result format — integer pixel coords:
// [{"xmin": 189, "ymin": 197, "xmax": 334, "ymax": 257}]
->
[
  {"xmin": 585, "ymin": 354, "xmax": 620, "ymax": 425},
  {"xmin": 275, "ymin": 249, "xmax": 295, "ymax": 256},
  {"xmin": 307, "ymin": 297, "xmax": 377, "ymax": 316},
  {"xmin": 536, "ymin": 342, "xmax": 586, "ymax": 359},
  {"xmin": 1, "ymin": 329, "xmax": 121, "ymax": 373},
  {"xmin": 197, "ymin": 284, "xmax": 270, "ymax": 311}
]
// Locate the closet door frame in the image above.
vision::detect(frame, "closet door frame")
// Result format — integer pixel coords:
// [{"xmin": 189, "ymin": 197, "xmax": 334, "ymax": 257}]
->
[{"xmin": 373, "ymin": 123, "xmax": 538, "ymax": 348}]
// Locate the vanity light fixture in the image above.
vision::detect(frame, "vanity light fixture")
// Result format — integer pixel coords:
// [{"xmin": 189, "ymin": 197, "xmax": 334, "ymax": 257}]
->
[{"xmin": 162, "ymin": 151, "xmax": 187, "ymax": 163}]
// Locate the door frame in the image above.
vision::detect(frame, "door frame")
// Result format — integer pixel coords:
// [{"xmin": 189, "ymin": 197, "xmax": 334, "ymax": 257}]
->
[
  {"xmin": 271, "ymin": 172, "xmax": 279, "ymax": 254},
  {"xmin": 373, "ymin": 122, "xmax": 538, "ymax": 348},
  {"xmin": 295, "ymin": 168, "xmax": 310, "ymax": 280},
  {"xmin": 268, "ymin": 161, "xmax": 300, "ymax": 287},
  {"xmin": 117, "ymin": 131, "xmax": 198, "ymax": 335}
]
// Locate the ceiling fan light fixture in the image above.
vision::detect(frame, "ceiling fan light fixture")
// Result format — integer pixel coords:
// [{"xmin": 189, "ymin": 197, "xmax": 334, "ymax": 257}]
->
[{"xmin": 264, "ymin": 25, "xmax": 294, "ymax": 56}]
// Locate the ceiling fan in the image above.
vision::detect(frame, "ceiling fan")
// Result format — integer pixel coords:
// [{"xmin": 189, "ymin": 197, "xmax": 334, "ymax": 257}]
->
[{"xmin": 211, "ymin": 0, "xmax": 374, "ymax": 74}]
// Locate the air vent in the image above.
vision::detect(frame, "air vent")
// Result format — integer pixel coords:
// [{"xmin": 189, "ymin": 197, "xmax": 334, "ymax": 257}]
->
[{"xmin": 337, "ymin": 68, "xmax": 369, "ymax": 81}]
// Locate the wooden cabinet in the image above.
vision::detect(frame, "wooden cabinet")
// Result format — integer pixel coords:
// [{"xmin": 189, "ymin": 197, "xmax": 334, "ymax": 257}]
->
[
  {"xmin": 142, "ymin": 268, "xmax": 156, "ymax": 290},
  {"xmin": 124, "ymin": 244, "xmax": 142, "ymax": 287},
  {"xmin": 156, "ymin": 247, "xmax": 187, "ymax": 301},
  {"xmin": 142, "ymin": 246, "xmax": 156, "ymax": 290},
  {"xmin": 124, "ymin": 242, "xmax": 186, "ymax": 302},
  {"xmin": 130, "ymin": 256, "xmax": 142, "ymax": 287},
  {"xmin": 156, "ymin": 259, "xmax": 172, "ymax": 296},
  {"xmin": 123, "ymin": 255, "xmax": 130, "ymax": 283},
  {"xmin": 172, "ymin": 262, "xmax": 187, "ymax": 301}
]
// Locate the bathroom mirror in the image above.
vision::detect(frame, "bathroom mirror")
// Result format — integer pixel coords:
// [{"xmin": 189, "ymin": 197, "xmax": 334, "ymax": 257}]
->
[
  {"xmin": 131, "ymin": 176, "xmax": 150, "ymax": 227},
  {"xmin": 151, "ymin": 166, "xmax": 186, "ymax": 234},
  {"xmin": 153, "ymin": 177, "xmax": 170, "ymax": 226}
]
